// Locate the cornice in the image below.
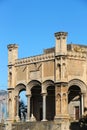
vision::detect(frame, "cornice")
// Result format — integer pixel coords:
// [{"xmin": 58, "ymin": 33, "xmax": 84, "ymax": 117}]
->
[
  {"xmin": 14, "ymin": 51, "xmax": 87, "ymax": 66},
  {"xmin": 15, "ymin": 53, "xmax": 55, "ymax": 66},
  {"xmin": 67, "ymin": 51, "xmax": 86, "ymax": 60}
]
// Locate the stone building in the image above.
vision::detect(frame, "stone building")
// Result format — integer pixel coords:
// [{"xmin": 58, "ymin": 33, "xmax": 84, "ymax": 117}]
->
[{"xmin": 7, "ymin": 32, "xmax": 87, "ymax": 123}]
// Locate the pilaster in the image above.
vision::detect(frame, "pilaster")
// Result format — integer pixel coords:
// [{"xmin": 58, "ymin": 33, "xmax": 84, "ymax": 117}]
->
[{"xmin": 55, "ymin": 82, "xmax": 69, "ymax": 121}]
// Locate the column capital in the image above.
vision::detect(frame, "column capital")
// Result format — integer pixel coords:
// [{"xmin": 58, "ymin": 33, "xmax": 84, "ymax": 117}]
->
[
  {"xmin": 79, "ymin": 92, "xmax": 86, "ymax": 96},
  {"xmin": 26, "ymin": 94, "xmax": 31, "ymax": 97},
  {"xmin": 41, "ymin": 93, "xmax": 47, "ymax": 96}
]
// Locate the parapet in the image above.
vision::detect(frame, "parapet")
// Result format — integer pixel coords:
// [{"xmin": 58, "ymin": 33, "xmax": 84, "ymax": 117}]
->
[
  {"xmin": 55, "ymin": 32, "xmax": 68, "ymax": 38},
  {"xmin": 7, "ymin": 44, "xmax": 18, "ymax": 49},
  {"xmin": 67, "ymin": 44, "xmax": 87, "ymax": 53}
]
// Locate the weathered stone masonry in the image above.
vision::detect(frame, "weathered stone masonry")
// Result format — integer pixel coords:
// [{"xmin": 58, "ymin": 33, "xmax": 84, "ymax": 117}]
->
[{"xmin": 7, "ymin": 32, "xmax": 87, "ymax": 124}]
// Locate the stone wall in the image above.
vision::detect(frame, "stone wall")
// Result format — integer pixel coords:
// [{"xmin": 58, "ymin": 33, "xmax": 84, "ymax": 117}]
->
[
  {"xmin": 0, "ymin": 123, "xmax": 5, "ymax": 130},
  {"xmin": 12, "ymin": 121, "xmax": 61, "ymax": 130}
]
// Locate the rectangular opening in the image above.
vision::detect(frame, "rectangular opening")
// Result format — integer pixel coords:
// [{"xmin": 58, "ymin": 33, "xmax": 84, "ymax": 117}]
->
[{"xmin": 75, "ymin": 106, "xmax": 79, "ymax": 120}]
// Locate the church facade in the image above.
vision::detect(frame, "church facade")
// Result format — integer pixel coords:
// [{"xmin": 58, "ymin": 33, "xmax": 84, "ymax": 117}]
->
[{"xmin": 7, "ymin": 32, "xmax": 87, "ymax": 122}]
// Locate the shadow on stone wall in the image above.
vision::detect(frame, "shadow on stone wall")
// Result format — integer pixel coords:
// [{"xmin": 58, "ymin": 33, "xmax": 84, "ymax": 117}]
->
[
  {"xmin": 12, "ymin": 121, "xmax": 61, "ymax": 130},
  {"xmin": 12, "ymin": 121, "xmax": 87, "ymax": 130},
  {"xmin": 70, "ymin": 122, "xmax": 87, "ymax": 130}
]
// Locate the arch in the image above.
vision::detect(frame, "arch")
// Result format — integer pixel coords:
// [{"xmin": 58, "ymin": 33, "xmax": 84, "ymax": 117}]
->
[
  {"xmin": 42, "ymin": 80, "xmax": 54, "ymax": 93},
  {"xmin": 43, "ymin": 80, "xmax": 55, "ymax": 120},
  {"xmin": 68, "ymin": 85, "xmax": 81, "ymax": 103},
  {"xmin": 27, "ymin": 80, "xmax": 41, "ymax": 95},
  {"xmin": 9, "ymin": 72, "xmax": 12, "ymax": 87},
  {"xmin": 14, "ymin": 83, "xmax": 26, "ymax": 96},
  {"xmin": 57, "ymin": 63, "xmax": 61, "ymax": 79},
  {"xmin": 68, "ymin": 79, "xmax": 87, "ymax": 93},
  {"xmin": 14, "ymin": 83, "xmax": 26, "ymax": 121},
  {"xmin": 68, "ymin": 79, "xmax": 87, "ymax": 120},
  {"xmin": 62, "ymin": 93, "xmax": 67, "ymax": 113},
  {"xmin": 27, "ymin": 80, "xmax": 41, "ymax": 121},
  {"xmin": 27, "ymin": 80, "xmax": 41, "ymax": 89},
  {"xmin": 56, "ymin": 94, "xmax": 61, "ymax": 114},
  {"xmin": 43, "ymin": 80, "xmax": 54, "ymax": 87}
]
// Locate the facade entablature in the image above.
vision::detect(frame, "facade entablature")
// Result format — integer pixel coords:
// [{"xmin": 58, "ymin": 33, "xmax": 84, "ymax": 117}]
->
[
  {"xmin": 67, "ymin": 51, "xmax": 86, "ymax": 60},
  {"xmin": 67, "ymin": 44, "xmax": 87, "ymax": 53},
  {"xmin": 15, "ymin": 53, "xmax": 55, "ymax": 66}
]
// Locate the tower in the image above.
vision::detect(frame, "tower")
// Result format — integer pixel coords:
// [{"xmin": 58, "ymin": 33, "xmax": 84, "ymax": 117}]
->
[
  {"xmin": 54, "ymin": 32, "xmax": 69, "ymax": 129},
  {"xmin": 54, "ymin": 32, "xmax": 68, "ymax": 82},
  {"xmin": 55, "ymin": 32, "xmax": 68, "ymax": 55},
  {"xmin": 7, "ymin": 44, "xmax": 18, "ymax": 65},
  {"xmin": 7, "ymin": 44, "xmax": 18, "ymax": 88},
  {"xmin": 7, "ymin": 44, "xmax": 18, "ymax": 122}
]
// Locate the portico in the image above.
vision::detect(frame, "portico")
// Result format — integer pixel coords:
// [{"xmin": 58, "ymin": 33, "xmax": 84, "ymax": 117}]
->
[{"xmin": 7, "ymin": 32, "xmax": 87, "ymax": 124}]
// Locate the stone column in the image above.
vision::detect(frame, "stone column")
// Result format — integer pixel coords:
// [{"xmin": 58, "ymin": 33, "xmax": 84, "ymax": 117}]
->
[
  {"xmin": 16, "ymin": 96, "xmax": 20, "ymax": 121},
  {"xmin": 83, "ymin": 93, "xmax": 87, "ymax": 115},
  {"xmin": 81, "ymin": 93, "xmax": 84, "ymax": 115},
  {"xmin": 26, "ymin": 94, "xmax": 31, "ymax": 121},
  {"xmin": 14, "ymin": 96, "xmax": 17, "ymax": 117},
  {"xmin": 83, "ymin": 93, "xmax": 87, "ymax": 107},
  {"xmin": 42, "ymin": 93, "xmax": 47, "ymax": 121}
]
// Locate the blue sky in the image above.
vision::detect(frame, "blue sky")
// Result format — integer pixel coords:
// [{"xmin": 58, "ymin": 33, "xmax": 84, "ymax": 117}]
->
[{"xmin": 0, "ymin": 0, "xmax": 87, "ymax": 90}]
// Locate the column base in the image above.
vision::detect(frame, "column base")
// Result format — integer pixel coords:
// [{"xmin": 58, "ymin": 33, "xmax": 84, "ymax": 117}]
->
[
  {"xmin": 30, "ymin": 114, "xmax": 36, "ymax": 122},
  {"xmin": 41, "ymin": 119, "xmax": 47, "ymax": 121},
  {"xmin": 16, "ymin": 116, "xmax": 20, "ymax": 122},
  {"xmin": 54, "ymin": 114, "xmax": 70, "ymax": 122},
  {"xmin": 26, "ymin": 120, "xmax": 31, "ymax": 122},
  {"xmin": 5, "ymin": 119, "xmax": 12, "ymax": 130},
  {"xmin": 6, "ymin": 117, "xmax": 14, "ymax": 123},
  {"xmin": 26, "ymin": 118, "xmax": 31, "ymax": 122}
]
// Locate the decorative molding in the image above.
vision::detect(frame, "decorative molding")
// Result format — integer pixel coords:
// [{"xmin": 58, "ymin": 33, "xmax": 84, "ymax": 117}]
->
[
  {"xmin": 15, "ymin": 53, "xmax": 55, "ymax": 66},
  {"xmin": 67, "ymin": 51, "xmax": 86, "ymax": 60},
  {"xmin": 68, "ymin": 79, "xmax": 86, "ymax": 93},
  {"xmin": 42, "ymin": 80, "xmax": 54, "ymax": 88},
  {"xmin": 14, "ymin": 50, "xmax": 86, "ymax": 67},
  {"xmin": 27, "ymin": 80, "xmax": 41, "ymax": 90}
]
